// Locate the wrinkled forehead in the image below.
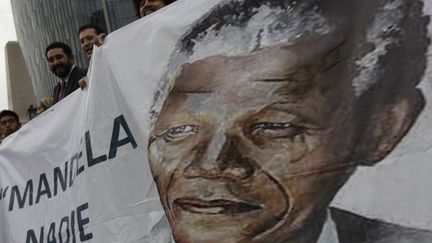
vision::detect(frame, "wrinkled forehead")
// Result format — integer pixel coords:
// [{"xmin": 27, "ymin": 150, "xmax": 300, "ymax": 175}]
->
[{"xmin": 172, "ymin": 34, "xmax": 346, "ymax": 94}]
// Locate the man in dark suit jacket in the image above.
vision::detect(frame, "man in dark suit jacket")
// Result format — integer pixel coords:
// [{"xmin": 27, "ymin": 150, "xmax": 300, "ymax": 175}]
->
[
  {"xmin": 45, "ymin": 42, "xmax": 87, "ymax": 103},
  {"xmin": 75, "ymin": 24, "xmax": 107, "ymax": 89}
]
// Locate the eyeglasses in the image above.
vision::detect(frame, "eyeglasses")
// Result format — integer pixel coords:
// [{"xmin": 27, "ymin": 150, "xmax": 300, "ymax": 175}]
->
[{"xmin": 0, "ymin": 119, "xmax": 18, "ymax": 126}]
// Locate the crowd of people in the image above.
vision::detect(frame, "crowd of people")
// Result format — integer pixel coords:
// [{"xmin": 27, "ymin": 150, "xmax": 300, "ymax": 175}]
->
[{"xmin": 0, "ymin": 0, "xmax": 176, "ymax": 145}]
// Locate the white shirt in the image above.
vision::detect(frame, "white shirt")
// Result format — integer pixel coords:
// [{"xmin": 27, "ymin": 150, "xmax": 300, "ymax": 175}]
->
[{"xmin": 317, "ymin": 210, "xmax": 340, "ymax": 243}]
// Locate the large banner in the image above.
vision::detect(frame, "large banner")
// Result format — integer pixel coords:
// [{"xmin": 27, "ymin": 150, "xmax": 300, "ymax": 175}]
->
[
  {"xmin": 0, "ymin": 38, "xmax": 169, "ymax": 242},
  {"xmin": 2, "ymin": 0, "xmax": 432, "ymax": 242}
]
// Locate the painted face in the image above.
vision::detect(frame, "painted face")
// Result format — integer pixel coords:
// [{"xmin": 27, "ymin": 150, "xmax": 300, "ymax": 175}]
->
[
  {"xmin": 79, "ymin": 28, "xmax": 99, "ymax": 59},
  {"xmin": 139, "ymin": 0, "xmax": 166, "ymax": 18},
  {"xmin": 149, "ymin": 35, "xmax": 358, "ymax": 242},
  {"xmin": 0, "ymin": 115, "xmax": 20, "ymax": 137},
  {"xmin": 46, "ymin": 48, "xmax": 74, "ymax": 78}
]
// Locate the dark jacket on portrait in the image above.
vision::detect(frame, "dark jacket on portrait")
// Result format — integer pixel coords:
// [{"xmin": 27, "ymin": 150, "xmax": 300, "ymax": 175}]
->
[
  {"xmin": 144, "ymin": 208, "xmax": 432, "ymax": 243},
  {"xmin": 53, "ymin": 66, "xmax": 87, "ymax": 103},
  {"xmin": 331, "ymin": 207, "xmax": 432, "ymax": 243}
]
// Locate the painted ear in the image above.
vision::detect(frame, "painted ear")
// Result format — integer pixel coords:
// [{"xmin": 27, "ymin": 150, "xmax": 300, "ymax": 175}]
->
[{"xmin": 359, "ymin": 90, "xmax": 424, "ymax": 166}]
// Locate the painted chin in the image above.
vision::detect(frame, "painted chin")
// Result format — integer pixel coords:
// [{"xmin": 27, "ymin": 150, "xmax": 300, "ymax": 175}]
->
[
  {"xmin": 170, "ymin": 199, "xmax": 263, "ymax": 242},
  {"xmin": 167, "ymin": 186, "xmax": 291, "ymax": 241},
  {"xmin": 169, "ymin": 195, "xmax": 291, "ymax": 243}
]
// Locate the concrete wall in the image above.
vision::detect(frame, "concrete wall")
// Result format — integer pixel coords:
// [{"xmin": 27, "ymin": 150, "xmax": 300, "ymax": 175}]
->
[{"xmin": 5, "ymin": 41, "xmax": 37, "ymax": 122}]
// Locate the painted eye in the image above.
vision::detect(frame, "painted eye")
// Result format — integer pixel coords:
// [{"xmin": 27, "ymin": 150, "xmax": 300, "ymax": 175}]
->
[
  {"xmin": 249, "ymin": 122, "xmax": 307, "ymax": 138},
  {"xmin": 162, "ymin": 125, "xmax": 199, "ymax": 142}
]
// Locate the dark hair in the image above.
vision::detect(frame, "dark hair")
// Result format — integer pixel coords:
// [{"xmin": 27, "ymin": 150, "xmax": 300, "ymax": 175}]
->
[
  {"xmin": 132, "ymin": 0, "xmax": 177, "ymax": 17},
  {"xmin": 78, "ymin": 23, "xmax": 106, "ymax": 35},
  {"xmin": 45, "ymin": 41, "xmax": 73, "ymax": 58},
  {"xmin": 0, "ymin": 110, "xmax": 19, "ymax": 123}
]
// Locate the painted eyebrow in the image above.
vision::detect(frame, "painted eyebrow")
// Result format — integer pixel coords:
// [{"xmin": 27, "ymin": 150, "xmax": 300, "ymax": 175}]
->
[{"xmin": 260, "ymin": 103, "xmax": 323, "ymax": 128}]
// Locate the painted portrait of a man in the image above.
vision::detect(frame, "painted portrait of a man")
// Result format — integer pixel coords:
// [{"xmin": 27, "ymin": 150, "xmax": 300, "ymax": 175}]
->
[{"xmin": 147, "ymin": 0, "xmax": 432, "ymax": 242}]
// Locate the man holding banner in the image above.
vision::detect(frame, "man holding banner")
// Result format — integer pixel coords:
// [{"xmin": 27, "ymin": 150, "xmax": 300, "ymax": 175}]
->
[
  {"xmin": 148, "ymin": 0, "xmax": 432, "ymax": 242},
  {"xmin": 46, "ymin": 42, "xmax": 87, "ymax": 103}
]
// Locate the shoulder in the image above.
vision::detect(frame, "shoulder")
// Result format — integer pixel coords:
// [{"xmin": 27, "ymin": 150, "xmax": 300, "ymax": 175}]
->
[
  {"xmin": 73, "ymin": 66, "xmax": 88, "ymax": 76},
  {"xmin": 330, "ymin": 207, "xmax": 432, "ymax": 243},
  {"xmin": 70, "ymin": 66, "xmax": 88, "ymax": 81}
]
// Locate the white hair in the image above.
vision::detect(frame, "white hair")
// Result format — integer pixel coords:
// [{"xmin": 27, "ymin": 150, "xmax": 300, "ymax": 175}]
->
[
  {"xmin": 353, "ymin": 0, "xmax": 404, "ymax": 96},
  {"xmin": 150, "ymin": 0, "xmax": 413, "ymax": 123},
  {"xmin": 188, "ymin": 4, "xmax": 330, "ymax": 62}
]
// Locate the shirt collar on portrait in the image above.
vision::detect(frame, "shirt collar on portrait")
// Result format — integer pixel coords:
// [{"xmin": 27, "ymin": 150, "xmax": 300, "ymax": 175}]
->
[
  {"xmin": 61, "ymin": 64, "xmax": 76, "ymax": 83},
  {"xmin": 317, "ymin": 210, "xmax": 340, "ymax": 243}
]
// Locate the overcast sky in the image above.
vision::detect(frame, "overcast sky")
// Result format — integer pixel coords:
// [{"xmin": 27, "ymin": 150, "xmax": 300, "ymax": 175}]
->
[{"xmin": 0, "ymin": 0, "xmax": 17, "ymax": 110}]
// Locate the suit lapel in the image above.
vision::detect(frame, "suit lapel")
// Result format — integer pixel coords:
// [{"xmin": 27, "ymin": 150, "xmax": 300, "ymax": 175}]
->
[
  {"xmin": 53, "ymin": 83, "xmax": 60, "ymax": 103},
  {"xmin": 65, "ymin": 67, "xmax": 78, "ymax": 94},
  {"xmin": 330, "ymin": 207, "xmax": 369, "ymax": 243}
]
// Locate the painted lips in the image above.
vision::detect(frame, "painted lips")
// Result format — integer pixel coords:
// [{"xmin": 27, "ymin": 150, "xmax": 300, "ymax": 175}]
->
[{"xmin": 174, "ymin": 197, "xmax": 262, "ymax": 215}]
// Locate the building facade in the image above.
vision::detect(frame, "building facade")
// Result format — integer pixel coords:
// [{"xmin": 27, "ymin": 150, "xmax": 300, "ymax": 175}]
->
[
  {"xmin": 10, "ymin": 0, "xmax": 137, "ymax": 100},
  {"xmin": 5, "ymin": 41, "xmax": 38, "ymax": 122}
]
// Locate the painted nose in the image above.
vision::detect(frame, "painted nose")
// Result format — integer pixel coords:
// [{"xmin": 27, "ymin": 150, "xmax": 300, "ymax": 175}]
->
[{"xmin": 184, "ymin": 133, "xmax": 255, "ymax": 181}]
